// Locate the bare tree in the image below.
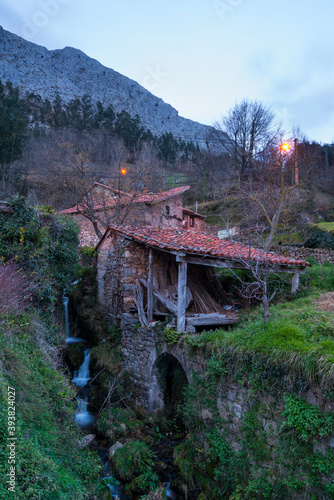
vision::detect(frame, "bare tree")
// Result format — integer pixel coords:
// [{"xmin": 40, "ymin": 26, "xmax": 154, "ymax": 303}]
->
[
  {"xmin": 32, "ymin": 137, "xmax": 163, "ymax": 238},
  {"xmin": 219, "ymin": 140, "xmax": 312, "ymax": 323},
  {"xmin": 215, "ymin": 99, "xmax": 281, "ymax": 177}
]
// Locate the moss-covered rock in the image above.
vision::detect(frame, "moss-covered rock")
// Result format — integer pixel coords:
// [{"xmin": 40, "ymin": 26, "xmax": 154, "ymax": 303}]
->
[
  {"xmin": 112, "ymin": 440, "xmax": 155, "ymax": 482},
  {"xmin": 66, "ymin": 344, "xmax": 84, "ymax": 369}
]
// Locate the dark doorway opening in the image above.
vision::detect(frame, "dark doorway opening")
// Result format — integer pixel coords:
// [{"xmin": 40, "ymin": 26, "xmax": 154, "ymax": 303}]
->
[{"xmin": 154, "ymin": 353, "xmax": 188, "ymax": 417}]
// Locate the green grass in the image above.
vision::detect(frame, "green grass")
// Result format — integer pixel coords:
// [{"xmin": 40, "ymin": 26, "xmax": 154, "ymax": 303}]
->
[
  {"xmin": 0, "ymin": 310, "xmax": 102, "ymax": 499},
  {"xmin": 185, "ymin": 262, "xmax": 334, "ymax": 387},
  {"xmin": 164, "ymin": 170, "xmax": 195, "ymax": 189},
  {"xmin": 187, "ymin": 295, "xmax": 334, "ymax": 386},
  {"xmin": 113, "ymin": 441, "xmax": 155, "ymax": 482},
  {"xmin": 314, "ymin": 222, "xmax": 334, "ymax": 233}
]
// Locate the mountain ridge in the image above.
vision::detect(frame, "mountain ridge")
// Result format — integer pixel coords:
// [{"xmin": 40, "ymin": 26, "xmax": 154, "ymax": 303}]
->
[{"xmin": 0, "ymin": 26, "xmax": 218, "ymax": 144}]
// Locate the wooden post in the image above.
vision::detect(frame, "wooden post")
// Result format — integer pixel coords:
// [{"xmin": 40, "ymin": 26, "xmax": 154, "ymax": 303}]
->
[
  {"xmin": 147, "ymin": 249, "xmax": 153, "ymax": 322},
  {"xmin": 177, "ymin": 261, "xmax": 187, "ymax": 332},
  {"xmin": 133, "ymin": 283, "xmax": 148, "ymax": 327},
  {"xmin": 291, "ymin": 273, "xmax": 299, "ymax": 294}
]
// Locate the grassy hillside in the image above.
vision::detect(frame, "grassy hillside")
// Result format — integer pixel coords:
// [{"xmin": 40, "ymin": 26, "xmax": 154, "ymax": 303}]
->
[
  {"xmin": 0, "ymin": 311, "xmax": 102, "ymax": 499},
  {"xmin": 172, "ymin": 262, "xmax": 334, "ymax": 499},
  {"xmin": 0, "ymin": 197, "xmax": 104, "ymax": 499}
]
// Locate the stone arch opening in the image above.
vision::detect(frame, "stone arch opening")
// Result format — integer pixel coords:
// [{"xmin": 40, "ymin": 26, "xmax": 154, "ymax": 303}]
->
[{"xmin": 150, "ymin": 353, "xmax": 188, "ymax": 416}]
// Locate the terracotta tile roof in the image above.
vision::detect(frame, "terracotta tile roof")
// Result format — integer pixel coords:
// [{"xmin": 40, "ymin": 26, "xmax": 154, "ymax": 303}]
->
[
  {"xmin": 182, "ymin": 208, "xmax": 207, "ymax": 219},
  {"xmin": 59, "ymin": 186, "xmax": 190, "ymax": 215},
  {"xmin": 135, "ymin": 185, "xmax": 190, "ymax": 204},
  {"xmin": 102, "ymin": 225, "xmax": 310, "ymax": 268}
]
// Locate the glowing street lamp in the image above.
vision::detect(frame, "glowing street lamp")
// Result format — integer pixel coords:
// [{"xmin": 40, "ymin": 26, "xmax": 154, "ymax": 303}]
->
[
  {"xmin": 280, "ymin": 140, "xmax": 299, "ymax": 186},
  {"xmin": 280, "ymin": 142, "xmax": 291, "ymax": 152},
  {"xmin": 120, "ymin": 168, "xmax": 127, "ymax": 175}
]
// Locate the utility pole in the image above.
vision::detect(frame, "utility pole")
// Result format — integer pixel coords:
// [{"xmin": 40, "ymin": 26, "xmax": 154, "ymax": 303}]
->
[{"xmin": 294, "ymin": 138, "xmax": 298, "ymax": 185}]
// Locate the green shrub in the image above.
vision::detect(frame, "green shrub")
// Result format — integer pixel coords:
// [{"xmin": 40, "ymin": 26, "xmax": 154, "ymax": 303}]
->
[
  {"xmin": 305, "ymin": 223, "xmax": 334, "ymax": 249},
  {"xmin": 0, "ymin": 310, "xmax": 102, "ymax": 499},
  {"xmin": 282, "ymin": 394, "xmax": 334, "ymax": 441},
  {"xmin": 97, "ymin": 406, "xmax": 142, "ymax": 437},
  {"xmin": 113, "ymin": 441, "xmax": 155, "ymax": 482},
  {"xmin": 0, "ymin": 196, "xmax": 80, "ymax": 310},
  {"xmin": 125, "ymin": 471, "xmax": 160, "ymax": 496}
]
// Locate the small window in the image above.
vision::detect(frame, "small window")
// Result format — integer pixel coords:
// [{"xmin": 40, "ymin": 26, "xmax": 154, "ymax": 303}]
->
[
  {"xmin": 166, "ymin": 205, "xmax": 170, "ymax": 215},
  {"xmin": 189, "ymin": 217, "xmax": 194, "ymax": 227}
]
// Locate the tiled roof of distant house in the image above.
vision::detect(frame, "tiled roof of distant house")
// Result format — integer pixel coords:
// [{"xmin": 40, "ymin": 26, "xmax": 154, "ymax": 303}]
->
[
  {"xmin": 59, "ymin": 185, "xmax": 190, "ymax": 215},
  {"xmin": 182, "ymin": 208, "xmax": 207, "ymax": 219},
  {"xmin": 97, "ymin": 225, "xmax": 310, "ymax": 268}
]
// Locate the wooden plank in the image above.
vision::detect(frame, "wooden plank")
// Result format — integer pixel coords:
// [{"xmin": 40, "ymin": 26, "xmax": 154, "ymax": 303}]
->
[
  {"xmin": 147, "ymin": 249, "xmax": 153, "ymax": 321},
  {"xmin": 186, "ymin": 314, "xmax": 238, "ymax": 326},
  {"xmin": 291, "ymin": 273, "xmax": 300, "ymax": 294},
  {"xmin": 153, "ymin": 290, "xmax": 178, "ymax": 315},
  {"xmin": 132, "ymin": 283, "xmax": 148, "ymax": 327},
  {"xmin": 139, "ymin": 278, "xmax": 178, "ymax": 315},
  {"xmin": 176, "ymin": 254, "xmax": 307, "ymax": 274},
  {"xmin": 177, "ymin": 261, "xmax": 187, "ymax": 332}
]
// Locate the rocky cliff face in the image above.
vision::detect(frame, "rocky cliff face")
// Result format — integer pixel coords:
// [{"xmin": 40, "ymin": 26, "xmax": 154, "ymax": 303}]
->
[{"xmin": 0, "ymin": 26, "xmax": 217, "ymax": 144}]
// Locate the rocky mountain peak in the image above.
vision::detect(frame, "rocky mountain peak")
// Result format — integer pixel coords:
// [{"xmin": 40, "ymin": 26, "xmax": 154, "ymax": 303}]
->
[{"xmin": 0, "ymin": 26, "xmax": 219, "ymax": 145}]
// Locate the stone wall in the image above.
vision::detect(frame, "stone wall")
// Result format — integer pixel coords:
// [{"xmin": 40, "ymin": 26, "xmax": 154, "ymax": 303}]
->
[
  {"xmin": 98, "ymin": 233, "xmax": 149, "ymax": 325},
  {"xmin": 216, "ymin": 374, "xmax": 334, "ymax": 430},
  {"xmin": 70, "ymin": 194, "xmax": 185, "ymax": 247},
  {"xmin": 121, "ymin": 325, "xmax": 204, "ymax": 410},
  {"xmin": 272, "ymin": 245, "xmax": 334, "ymax": 264},
  {"xmin": 74, "ymin": 214, "xmax": 101, "ymax": 247},
  {"xmin": 182, "ymin": 214, "xmax": 205, "ymax": 232},
  {"xmin": 146, "ymin": 197, "xmax": 183, "ymax": 228}
]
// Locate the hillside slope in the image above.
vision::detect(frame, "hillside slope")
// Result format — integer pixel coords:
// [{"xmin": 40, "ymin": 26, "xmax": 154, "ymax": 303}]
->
[{"xmin": 0, "ymin": 26, "xmax": 219, "ymax": 144}]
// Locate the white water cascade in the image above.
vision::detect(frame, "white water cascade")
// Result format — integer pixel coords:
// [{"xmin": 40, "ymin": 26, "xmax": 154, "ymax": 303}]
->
[
  {"xmin": 72, "ymin": 348, "xmax": 91, "ymax": 388},
  {"xmin": 62, "ymin": 293, "xmax": 70, "ymax": 339},
  {"xmin": 63, "ymin": 287, "xmax": 85, "ymax": 344},
  {"xmin": 72, "ymin": 348, "xmax": 95, "ymax": 428},
  {"xmin": 74, "ymin": 393, "xmax": 95, "ymax": 428}
]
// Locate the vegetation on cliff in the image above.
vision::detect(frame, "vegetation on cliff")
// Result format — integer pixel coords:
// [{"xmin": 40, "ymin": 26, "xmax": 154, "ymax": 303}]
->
[
  {"xmin": 165, "ymin": 261, "xmax": 334, "ymax": 499},
  {"xmin": 0, "ymin": 198, "xmax": 103, "ymax": 499}
]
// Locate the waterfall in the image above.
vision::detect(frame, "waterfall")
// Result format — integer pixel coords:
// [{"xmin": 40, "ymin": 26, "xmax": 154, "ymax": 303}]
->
[
  {"xmin": 72, "ymin": 348, "xmax": 91, "ymax": 388},
  {"xmin": 72, "ymin": 348, "xmax": 95, "ymax": 428},
  {"xmin": 63, "ymin": 292, "xmax": 70, "ymax": 339},
  {"xmin": 64, "ymin": 288, "xmax": 85, "ymax": 344},
  {"xmin": 74, "ymin": 392, "xmax": 95, "ymax": 428},
  {"xmin": 74, "ymin": 304, "xmax": 79, "ymax": 337}
]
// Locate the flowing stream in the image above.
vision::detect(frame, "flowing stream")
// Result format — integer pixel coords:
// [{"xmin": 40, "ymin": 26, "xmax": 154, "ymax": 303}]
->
[
  {"xmin": 70, "ymin": 342, "xmax": 128, "ymax": 498},
  {"xmin": 63, "ymin": 289, "xmax": 86, "ymax": 344},
  {"xmin": 72, "ymin": 348, "xmax": 95, "ymax": 428},
  {"xmin": 62, "ymin": 293, "xmax": 70, "ymax": 339},
  {"xmin": 65, "ymin": 298, "xmax": 181, "ymax": 499}
]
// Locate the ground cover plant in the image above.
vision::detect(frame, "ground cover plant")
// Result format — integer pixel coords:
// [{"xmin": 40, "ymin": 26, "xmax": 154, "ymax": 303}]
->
[
  {"xmin": 175, "ymin": 261, "xmax": 334, "ymax": 499},
  {"xmin": 0, "ymin": 197, "xmax": 103, "ymax": 499},
  {"xmin": 0, "ymin": 311, "xmax": 102, "ymax": 499}
]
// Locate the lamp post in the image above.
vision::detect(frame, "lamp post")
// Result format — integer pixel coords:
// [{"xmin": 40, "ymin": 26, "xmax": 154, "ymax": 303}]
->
[
  {"xmin": 280, "ymin": 140, "xmax": 298, "ymax": 186},
  {"xmin": 293, "ymin": 138, "xmax": 298, "ymax": 186}
]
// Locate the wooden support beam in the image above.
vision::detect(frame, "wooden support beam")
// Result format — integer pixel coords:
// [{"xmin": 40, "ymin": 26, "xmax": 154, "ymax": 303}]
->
[
  {"xmin": 153, "ymin": 290, "xmax": 178, "ymax": 315},
  {"xmin": 139, "ymin": 278, "xmax": 178, "ymax": 315},
  {"xmin": 175, "ymin": 254, "xmax": 307, "ymax": 274},
  {"xmin": 291, "ymin": 273, "xmax": 300, "ymax": 294},
  {"xmin": 177, "ymin": 261, "xmax": 187, "ymax": 332},
  {"xmin": 132, "ymin": 283, "xmax": 148, "ymax": 327},
  {"xmin": 186, "ymin": 313, "xmax": 238, "ymax": 326},
  {"xmin": 147, "ymin": 249, "xmax": 153, "ymax": 322}
]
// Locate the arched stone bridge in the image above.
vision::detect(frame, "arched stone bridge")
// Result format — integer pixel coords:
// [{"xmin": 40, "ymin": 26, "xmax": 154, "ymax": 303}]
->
[{"xmin": 121, "ymin": 325, "xmax": 204, "ymax": 412}]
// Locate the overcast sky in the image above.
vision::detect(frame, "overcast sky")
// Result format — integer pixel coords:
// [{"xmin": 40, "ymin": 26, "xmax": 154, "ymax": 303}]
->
[{"xmin": 1, "ymin": 0, "xmax": 334, "ymax": 143}]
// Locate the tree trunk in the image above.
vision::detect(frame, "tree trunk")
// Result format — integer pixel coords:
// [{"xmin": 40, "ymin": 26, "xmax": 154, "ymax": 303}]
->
[{"xmin": 262, "ymin": 293, "xmax": 270, "ymax": 324}]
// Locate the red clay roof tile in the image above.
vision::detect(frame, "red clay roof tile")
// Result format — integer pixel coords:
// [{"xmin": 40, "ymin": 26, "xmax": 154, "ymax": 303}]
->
[
  {"xmin": 105, "ymin": 225, "xmax": 310, "ymax": 268},
  {"xmin": 59, "ymin": 186, "xmax": 190, "ymax": 215}
]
